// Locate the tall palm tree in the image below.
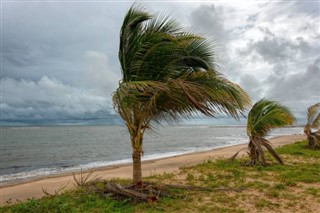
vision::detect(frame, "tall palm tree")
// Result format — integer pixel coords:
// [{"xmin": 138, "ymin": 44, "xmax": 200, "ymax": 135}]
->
[
  {"xmin": 246, "ymin": 99, "xmax": 295, "ymax": 165},
  {"xmin": 113, "ymin": 5, "xmax": 251, "ymax": 184},
  {"xmin": 304, "ymin": 103, "xmax": 320, "ymax": 149}
]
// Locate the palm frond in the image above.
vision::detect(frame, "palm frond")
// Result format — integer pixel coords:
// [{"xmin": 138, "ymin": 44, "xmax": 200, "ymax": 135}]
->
[
  {"xmin": 247, "ymin": 99, "xmax": 295, "ymax": 137},
  {"xmin": 259, "ymin": 138, "xmax": 283, "ymax": 164},
  {"xmin": 306, "ymin": 102, "xmax": 320, "ymax": 128},
  {"xmin": 119, "ymin": 6, "xmax": 152, "ymax": 82}
]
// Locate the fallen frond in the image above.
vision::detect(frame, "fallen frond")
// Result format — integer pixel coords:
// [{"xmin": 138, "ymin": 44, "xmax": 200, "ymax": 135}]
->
[
  {"xmin": 72, "ymin": 169, "xmax": 101, "ymax": 187},
  {"xmin": 229, "ymin": 147, "xmax": 247, "ymax": 162},
  {"xmin": 42, "ymin": 183, "xmax": 69, "ymax": 197}
]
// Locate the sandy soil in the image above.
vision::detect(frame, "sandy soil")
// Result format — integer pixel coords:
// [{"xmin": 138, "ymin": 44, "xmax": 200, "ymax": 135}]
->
[{"xmin": 0, "ymin": 134, "xmax": 306, "ymax": 205}]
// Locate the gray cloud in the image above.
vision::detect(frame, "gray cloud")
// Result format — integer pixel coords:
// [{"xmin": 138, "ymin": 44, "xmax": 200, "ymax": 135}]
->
[
  {"xmin": 239, "ymin": 27, "xmax": 318, "ymax": 68},
  {"xmin": 265, "ymin": 57, "xmax": 320, "ymax": 112},
  {"xmin": 1, "ymin": 76, "xmax": 113, "ymax": 120},
  {"xmin": 239, "ymin": 74, "xmax": 264, "ymax": 101},
  {"xmin": 2, "ymin": 2, "xmax": 125, "ymax": 84},
  {"xmin": 189, "ymin": 4, "xmax": 228, "ymax": 44},
  {"xmin": 293, "ymin": 1, "xmax": 320, "ymax": 16},
  {"xmin": 1, "ymin": 1, "xmax": 319, "ymax": 125}
]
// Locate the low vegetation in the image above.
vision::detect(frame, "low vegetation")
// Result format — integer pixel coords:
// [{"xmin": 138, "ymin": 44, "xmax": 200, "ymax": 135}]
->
[{"xmin": 1, "ymin": 140, "xmax": 320, "ymax": 213}]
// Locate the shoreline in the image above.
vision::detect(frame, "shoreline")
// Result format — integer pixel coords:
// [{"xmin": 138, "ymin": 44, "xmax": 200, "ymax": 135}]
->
[
  {"xmin": 0, "ymin": 142, "xmax": 245, "ymax": 188},
  {"xmin": 0, "ymin": 134, "xmax": 306, "ymax": 205}
]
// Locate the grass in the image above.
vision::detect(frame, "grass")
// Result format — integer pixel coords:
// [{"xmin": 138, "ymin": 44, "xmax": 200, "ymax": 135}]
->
[{"xmin": 1, "ymin": 140, "xmax": 320, "ymax": 212}]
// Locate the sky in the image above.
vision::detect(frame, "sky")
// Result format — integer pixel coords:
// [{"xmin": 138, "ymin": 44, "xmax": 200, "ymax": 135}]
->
[{"xmin": 1, "ymin": 0, "xmax": 320, "ymax": 126}]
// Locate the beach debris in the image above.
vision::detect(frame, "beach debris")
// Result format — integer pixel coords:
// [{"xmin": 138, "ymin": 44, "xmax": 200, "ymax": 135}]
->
[
  {"xmin": 85, "ymin": 181, "xmax": 246, "ymax": 203},
  {"xmin": 72, "ymin": 169, "xmax": 101, "ymax": 187},
  {"xmin": 42, "ymin": 183, "xmax": 69, "ymax": 197},
  {"xmin": 228, "ymin": 147, "xmax": 247, "ymax": 162},
  {"xmin": 104, "ymin": 182, "xmax": 158, "ymax": 202}
]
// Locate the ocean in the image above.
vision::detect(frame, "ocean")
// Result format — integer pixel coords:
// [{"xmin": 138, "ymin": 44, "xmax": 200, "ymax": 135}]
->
[{"xmin": 0, "ymin": 125, "xmax": 303, "ymax": 184}]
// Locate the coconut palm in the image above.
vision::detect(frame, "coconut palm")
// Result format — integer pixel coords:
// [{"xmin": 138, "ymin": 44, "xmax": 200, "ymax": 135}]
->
[
  {"xmin": 113, "ymin": 6, "xmax": 251, "ymax": 184},
  {"xmin": 245, "ymin": 99, "xmax": 295, "ymax": 165},
  {"xmin": 304, "ymin": 103, "xmax": 320, "ymax": 149}
]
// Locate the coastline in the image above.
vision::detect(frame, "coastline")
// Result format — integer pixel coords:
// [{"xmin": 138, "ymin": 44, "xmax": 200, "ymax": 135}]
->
[{"xmin": 0, "ymin": 134, "xmax": 306, "ymax": 205}]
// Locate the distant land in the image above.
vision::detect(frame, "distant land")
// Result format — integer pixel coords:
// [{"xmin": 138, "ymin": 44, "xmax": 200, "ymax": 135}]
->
[{"xmin": 0, "ymin": 115, "xmax": 306, "ymax": 127}]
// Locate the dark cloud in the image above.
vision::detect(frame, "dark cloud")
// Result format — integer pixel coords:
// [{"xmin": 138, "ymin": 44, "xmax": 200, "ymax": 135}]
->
[
  {"xmin": 189, "ymin": 4, "xmax": 228, "ymax": 44},
  {"xmin": 239, "ymin": 27, "xmax": 317, "ymax": 67},
  {"xmin": 1, "ymin": 76, "xmax": 114, "ymax": 121},
  {"xmin": 264, "ymin": 57, "xmax": 320, "ymax": 116},
  {"xmin": 2, "ymin": 2, "xmax": 125, "ymax": 84},
  {"xmin": 1, "ymin": 1, "xmax": 319, "ymax": 125}
]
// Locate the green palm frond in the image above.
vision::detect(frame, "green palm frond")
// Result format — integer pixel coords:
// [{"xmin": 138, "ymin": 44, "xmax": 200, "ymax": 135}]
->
[
  {"xmin": 113, "ymin": 73, "xmax": 250, "ymax": 127},
  {"xmin": 306, "ymin": 103, "xmax": 320, "ymax": 128},
  {"xmin": 119, "ymin": 6, "xmax": 218, "ymax": 83},
  {"xmin": 247, "ymin": 99, "xmax": 295, "ymax": 137}
]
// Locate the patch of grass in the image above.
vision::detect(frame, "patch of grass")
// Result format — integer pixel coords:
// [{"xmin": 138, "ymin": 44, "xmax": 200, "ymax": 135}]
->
[
  {"xmin": 273, "ymin": 183, "xmax": 286, "ymax": 190},
  {"xmin": 304, "ymin": 187, "xmax": 319, "ymax": 196},
  {"xmin": 255, "ymin": 198, "xmax": 280, "ymax": 210},
  {"xmin": 266, "ymin": 189, "xmax": 280, "ymax": 198},
  {"xmin": 276, "ymin": 140, "xmax": 320, "ymax": 158},
  {"xmin": 1, "ymin": 189, "xmax": 135, "ymax": 213},
  {"xmin": 186, "ymin": 173, "xmax": 195, "ymax": 181}
]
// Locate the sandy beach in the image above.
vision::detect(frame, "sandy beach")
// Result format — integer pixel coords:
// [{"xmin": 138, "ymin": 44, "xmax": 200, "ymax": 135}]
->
[{"xmin": 0, "ymin": 134, "xmax": 306, "ymax": 205}]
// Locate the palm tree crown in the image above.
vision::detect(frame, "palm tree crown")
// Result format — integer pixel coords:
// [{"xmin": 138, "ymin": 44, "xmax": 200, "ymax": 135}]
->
[
  {"xmin": 113, "ymin": 5, "xmax": 251, "ymax": 184},
  {"xmin": 247, "ymin": 99, "xmax": 295, "ymax": 137}
]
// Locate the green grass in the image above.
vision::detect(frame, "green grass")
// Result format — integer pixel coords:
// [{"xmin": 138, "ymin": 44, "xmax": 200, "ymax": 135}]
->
[
  {"xmin": 2, "ymin": 189, "xmax": 135, "ymax": 213},
  {"xmin": 276, "ymin": 140, "xmax": 320, "ymax": 158},
  {"xmin": 1, "ymin": 140, "xmax": 320, "ymax": 213}
]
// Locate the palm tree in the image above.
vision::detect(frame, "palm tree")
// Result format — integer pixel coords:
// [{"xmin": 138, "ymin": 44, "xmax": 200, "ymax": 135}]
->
[
  {"xmin": 113, "ymin": 5, "xmax": 251, "ymax": 184},
  {"xmin": 304, "ymin": 103, "xmax": 320, "ymax": 149},
  {"xmin": 246, "ymin": 99, "xmax": 295, "ymax": 165}
]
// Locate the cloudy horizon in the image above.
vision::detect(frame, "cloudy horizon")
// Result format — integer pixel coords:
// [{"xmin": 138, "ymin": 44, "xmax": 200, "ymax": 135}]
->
[{"xmin": 1, "ymin": 0, "xmax": 319, "ymax": 126}]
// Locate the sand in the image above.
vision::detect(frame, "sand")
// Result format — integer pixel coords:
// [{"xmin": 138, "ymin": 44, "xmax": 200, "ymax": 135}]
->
[{"xmin": 0, "ymin": 134, "xmax": 306, "ymax": 205}]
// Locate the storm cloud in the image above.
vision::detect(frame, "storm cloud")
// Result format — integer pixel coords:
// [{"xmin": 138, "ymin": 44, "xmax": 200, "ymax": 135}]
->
[{"xmin": 1, "ymin": 1, "xmax": 319, "ymax": 125}]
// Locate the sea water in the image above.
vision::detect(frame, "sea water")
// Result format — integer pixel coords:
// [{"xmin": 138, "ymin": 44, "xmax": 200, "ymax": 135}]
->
[{"xmin": 0, "ymin": 125, "xmax": 303, "ymax": 184}]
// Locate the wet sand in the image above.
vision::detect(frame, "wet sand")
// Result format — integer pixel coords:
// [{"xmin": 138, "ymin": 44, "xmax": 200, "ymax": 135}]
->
[{"xmin": 0, "ymin": 134, "xmax": 306, "ymax": 205}]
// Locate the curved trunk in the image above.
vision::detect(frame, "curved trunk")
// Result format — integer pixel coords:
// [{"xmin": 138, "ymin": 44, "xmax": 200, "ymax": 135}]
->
[
  {"xmin": 308, "ymin": 132, "xmax": 320, "ymax": 150},
  {"xmin": 248, "ymin": 136, "xmax": 266, "ymax": 166},
  {"xmin": 132, "ymin": 148, "xmax": 142, "ymax": 184},
  {"xmin": 248, "ymin": 136, "xmax": 283, "ymax": 165}
]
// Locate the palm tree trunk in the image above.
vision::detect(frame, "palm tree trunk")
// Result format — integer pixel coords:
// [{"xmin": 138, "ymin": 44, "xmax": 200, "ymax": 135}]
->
[
  {"xmin": 248, "ymin": 138, "xmax": 258, "ymax": 165},
  {"xmin": 132, "ymin": 148, "xmax": 142, "ymax": 184},
  {"xmin": 248, "ymin": 137, "xmax": 267, "ymax": 165}
]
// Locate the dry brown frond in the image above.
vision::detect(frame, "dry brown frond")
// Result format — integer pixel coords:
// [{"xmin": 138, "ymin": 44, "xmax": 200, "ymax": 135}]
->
[{"xmin": 72, "ymin": 169, "xmax": 101, "ymax": 187}]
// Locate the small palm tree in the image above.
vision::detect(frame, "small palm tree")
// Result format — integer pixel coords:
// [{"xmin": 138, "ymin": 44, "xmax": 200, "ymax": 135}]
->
[
  {"xmin": 304, "ymin": 103, "xmax": 320, "ymax": 149},
  {"xmin": 246, "ymin": 99, "xmax": 295, "ymax": 165},
  {"xmin": 113, "ymin": 5, "xmax": 251, "ymax": 184}
]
